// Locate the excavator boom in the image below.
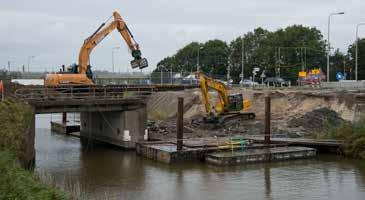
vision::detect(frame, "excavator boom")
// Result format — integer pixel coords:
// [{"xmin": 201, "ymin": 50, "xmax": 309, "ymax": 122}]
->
[
  {"xmin": 79, "ymin": 11, "xmax": 148, "ymax": 74},
  {"xmin": 45, "ymin": 11, "xmax": 147, "ymax": 86}
]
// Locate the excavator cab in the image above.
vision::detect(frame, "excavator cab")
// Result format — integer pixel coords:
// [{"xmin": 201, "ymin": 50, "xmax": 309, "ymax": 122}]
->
[
  {"xmin": 227, "ymin": 93, "xmax": 252, "ymax": 112},
  {"xmin": 227, "ymin": 93, "xmax": 244, "ymax": 111}
]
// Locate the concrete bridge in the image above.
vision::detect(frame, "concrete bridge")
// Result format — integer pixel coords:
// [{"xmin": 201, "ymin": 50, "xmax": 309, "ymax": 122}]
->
[{"xmin": 14, "ymin": 84, "xmax": 196, "ymax": 149}]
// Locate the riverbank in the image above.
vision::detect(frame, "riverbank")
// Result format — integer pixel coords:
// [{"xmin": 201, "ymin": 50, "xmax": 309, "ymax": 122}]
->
[
  {"xmin": 313, "ymin": 117, "xmax": 365, "ymax": 159},
  {"xmin": 0, "ymin": 151, "xmax": 68, "ymax": 199},
  {"xmin": 0, "ymin": 99, "xmax": 69, "ymax": 199}
]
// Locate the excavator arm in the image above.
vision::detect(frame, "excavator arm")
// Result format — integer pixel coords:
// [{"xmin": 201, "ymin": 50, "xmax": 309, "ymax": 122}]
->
[
  {"xmin": 78, "ymin": 11, "xmax": 148, "ymax": 74},
  {"xmin": 199, "ymin": 73, "xmax": 229, "ymax": 115}
]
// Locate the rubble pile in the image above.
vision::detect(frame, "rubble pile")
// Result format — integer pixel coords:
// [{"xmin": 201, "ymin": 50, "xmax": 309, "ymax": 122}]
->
[{"xmin": 288, "ymin": 108, "xmax": 345, "ymax": 132}]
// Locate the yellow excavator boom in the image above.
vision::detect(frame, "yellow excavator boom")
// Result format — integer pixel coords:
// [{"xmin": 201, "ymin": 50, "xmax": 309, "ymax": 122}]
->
[{"xmin": 199, "ymin": 73, "xmax": 229, "ymax": 115}]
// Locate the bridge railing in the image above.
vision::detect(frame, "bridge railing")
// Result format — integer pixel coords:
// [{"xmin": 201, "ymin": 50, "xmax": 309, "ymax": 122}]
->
[{"xmin": 14, "ymin": 85, "xmax": 154, "ymax": 102}]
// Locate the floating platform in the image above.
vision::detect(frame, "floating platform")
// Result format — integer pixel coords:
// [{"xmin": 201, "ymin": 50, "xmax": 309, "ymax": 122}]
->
[
  {"xmin": 242, "ymin": 136, "xmax": 342, "ymax": 152},
  {"xmin": 50, "ymin": 121, "xmax": 80, "ymax": 135},
  {"xmin": 136, "ymin": 137, "xmax": 295, "ymax": 164},
  {"xmin": 205, "ymin": 146, "xmax": 316, "ymax": 166}
]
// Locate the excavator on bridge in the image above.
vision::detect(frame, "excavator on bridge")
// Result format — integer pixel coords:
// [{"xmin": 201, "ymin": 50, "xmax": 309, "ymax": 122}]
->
[
  {"xmin": 199, "ymin": 73, "xmax": 255, "ymax": 124},
  {"xmin": 45, "ymin": 11, "xmax": 148, "ymax": 86}
]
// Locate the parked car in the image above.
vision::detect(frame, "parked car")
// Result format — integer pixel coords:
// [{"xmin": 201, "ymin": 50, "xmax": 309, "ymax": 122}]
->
[
  {"xmin": 240, "ymin": 79, "xmax": 259, "ymax": 86},
  {"xmin": 264, "ymin": 77, "xmax": 289, "ymax": 86}
]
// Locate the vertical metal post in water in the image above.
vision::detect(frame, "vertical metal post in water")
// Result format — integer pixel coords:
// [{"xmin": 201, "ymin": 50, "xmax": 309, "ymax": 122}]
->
[
  {"xmin": 62, "ymin": 112, "xmax": 67, "ymax": 124},
  {"xmin": 264, "ymin": 96, "xmax": 271, "ymax": 146},
  {"xmin": 177, "ymin": 97, "xmax": 184, "ymax": 151}
]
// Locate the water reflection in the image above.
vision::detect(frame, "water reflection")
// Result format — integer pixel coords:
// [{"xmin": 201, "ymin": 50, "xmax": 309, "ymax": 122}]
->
[
  {"xmin": 35, "ymin": 114, "xmax": 365, "ymax": 200},
  {"xmin": 264, "ymin": 165, "xmax": 272, "ymax": 200}
]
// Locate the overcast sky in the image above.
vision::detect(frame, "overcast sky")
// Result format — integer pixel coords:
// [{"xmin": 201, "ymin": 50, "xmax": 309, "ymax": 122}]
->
[{"xmin": 1, "ymin": 0, "xmax": 365, "ymax": 72}]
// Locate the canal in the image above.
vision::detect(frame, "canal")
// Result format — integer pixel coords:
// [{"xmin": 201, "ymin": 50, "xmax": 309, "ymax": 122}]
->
[{"xmin": 35, "ymin": 114, "xmax": 365, "ymax": 200}]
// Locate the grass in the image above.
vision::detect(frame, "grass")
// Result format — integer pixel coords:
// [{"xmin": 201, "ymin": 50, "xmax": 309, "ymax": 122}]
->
[
  {"xmin": 0, "ymin": 98, "xmax": 33, "ymax": 163},
  {"xmin": 0, "ymin": 99, "xmax": 71, "ymax": 199},
  {"xmin": 0, "ymin": 151, "xmax": 69, "ymax": 200},
  {"xmin": 313, "ymin": 116, "xmax": 365, "ymax": 159}
]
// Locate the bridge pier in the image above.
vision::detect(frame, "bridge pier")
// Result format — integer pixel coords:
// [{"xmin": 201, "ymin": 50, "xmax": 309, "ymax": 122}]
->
[{"xmin": 80, "ymin": 105, "xmax": 147, "ymax": 149}]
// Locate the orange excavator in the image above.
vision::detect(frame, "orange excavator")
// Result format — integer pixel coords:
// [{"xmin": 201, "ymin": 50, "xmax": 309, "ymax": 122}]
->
[{"xmin": 45, "ymin": 11, "xmax": 148, "ymax": 86}]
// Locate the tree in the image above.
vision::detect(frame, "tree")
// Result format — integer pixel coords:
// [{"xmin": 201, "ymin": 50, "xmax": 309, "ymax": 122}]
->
[
  {"xmin": 329, "ymin": 49, "xmax": 349, "ymax": 81},
  {"xmin": 155, "ymin": 40, "xmax": 229, "ymax": 78},
  {"xmin": 156, "ymin": 25, "xmax": 327, "ymax": 84},
  {"xmin": 229, "ymin": 25, "xmax": 326, "ymax": 84},
  {"xmin": 229, "ymin": 27, "xmax": 270, "ymax": 83},
  {"xmin": 347, "ymin": 38, "xmax": 365, "ymax": 80}
]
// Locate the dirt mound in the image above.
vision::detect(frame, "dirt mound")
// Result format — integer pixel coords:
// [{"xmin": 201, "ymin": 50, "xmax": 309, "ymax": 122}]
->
[
  {"xmin": 288, "ymin": 108, "xmax": 345, "ymax": 132},
  {"xmin": 147, "ymin": 90, "xmax": 201, "ymax": 120}
]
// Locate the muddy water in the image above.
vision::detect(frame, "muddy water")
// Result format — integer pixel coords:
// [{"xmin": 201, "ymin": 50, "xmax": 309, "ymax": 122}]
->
[{"xmin": 35, "ymin": 114, "xmax": 365, "ymax": 200}]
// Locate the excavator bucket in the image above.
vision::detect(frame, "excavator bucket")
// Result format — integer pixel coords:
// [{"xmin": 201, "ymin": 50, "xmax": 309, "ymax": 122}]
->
[{"xmin": 131, "ymin": 58, "xmax": 148, "ymax": 69}]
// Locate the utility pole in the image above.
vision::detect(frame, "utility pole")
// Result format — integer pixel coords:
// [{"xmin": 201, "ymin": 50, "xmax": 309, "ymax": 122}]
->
[
  {"xmin": 304, "ymin": 48, "xmax": 307, "ymax": 71},
  {"xmin": 227, "ymin": 58, "xmax": 231, "ymax": 83},
  {"xmin": 197, "ymin": 46, "xmax": 203, "ymax": 72},
  {"xmin": 27, "ymin": 55, "xmax": 35, "ymax": 73},
  {"xmin": 278, "ymin": 47, "xmax": 281, "ymax": 77},
  {"xmin": 112, "ymin": 46, "xmax": 120, "ymax": 73},
  {"xmin": 7, "ymin": 61, "xmax": 10, "ymax": 72},
  {"xmin": 241, "ymin": 37, "xmax": 245, "ymax": 85}
]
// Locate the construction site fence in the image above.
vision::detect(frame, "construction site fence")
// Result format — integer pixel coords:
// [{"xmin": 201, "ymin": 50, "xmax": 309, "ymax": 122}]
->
[{"xmin": 95, "ymin": 72, "xmax": 237, "ymax": 85}]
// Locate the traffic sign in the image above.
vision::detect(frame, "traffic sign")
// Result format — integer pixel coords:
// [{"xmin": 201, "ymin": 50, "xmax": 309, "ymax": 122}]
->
[
  {"xmin": 298, "ymin": 71, "xmax": 307, "ymax": 77},
  {"xmin": 336, "ymin": 72, "xmax": 344, "ymax": 81},
  {"xmin": 311, "ymin": 68, "xmax": 320, "ymax": 75}
]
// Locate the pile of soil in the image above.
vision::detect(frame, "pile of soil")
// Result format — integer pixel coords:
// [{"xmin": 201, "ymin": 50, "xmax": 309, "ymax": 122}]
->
[{"xmin": 288, "ymin": 108, "xmax": 345, "ymax": 132}]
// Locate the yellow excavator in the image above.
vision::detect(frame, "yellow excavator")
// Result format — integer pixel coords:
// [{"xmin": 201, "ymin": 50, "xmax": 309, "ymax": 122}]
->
[
  {"xmin": 45, "ymin": 11, "xmax": 148, "ymax": 86},
  {"xmin": 199, "ymin": 73, "xmax": 255, "ymax": 124}
]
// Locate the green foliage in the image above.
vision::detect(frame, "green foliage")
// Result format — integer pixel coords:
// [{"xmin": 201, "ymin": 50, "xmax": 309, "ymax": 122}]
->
[
  {"xmin": 314, "ymin": 117, "xmax": 365, "ymax": 159},
  {"xmin": 347, "ymin": 38, "xmax": 365, "ymax": 80},
  {"xmin": 229, "ymin": 25, "xmax": 326, "ymax": 83},
  {"xmin": 0, "ymin": 99, "xmax": 33, "ymax": 163},
  {"xmin": 157, "ymin": 25, "xmax": 327, "ymax": 84},
  {"xmin": 156, "ymin": 40, "xmax": 229, "ymax": 77},
  {"xmin": 0, "ymin": 151, "xmax": 69, "ymax": 200}
]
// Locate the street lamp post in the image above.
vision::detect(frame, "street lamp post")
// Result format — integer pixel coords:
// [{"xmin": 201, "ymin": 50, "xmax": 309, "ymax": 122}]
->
[
  {"xmin": 27, "ymin": 55, "xmax": 36, "ymax": 73},
  {"xmin": 327, "ymin": 12, "xmax": 345, "ymax": 82},
  {"xmin": 112, "ymin": 46, "xmax": 120, "ymax": 73},
  {"xmin": 355, "ymin": 23, "xmax": 365, "ymax": 81},
  {"xmin": 197, "ymin": 46, "xmax": 204, "ymax": 72},
  {"xmin": 158, "ymin": 65, "xmax": 168, "ymax": 85}
]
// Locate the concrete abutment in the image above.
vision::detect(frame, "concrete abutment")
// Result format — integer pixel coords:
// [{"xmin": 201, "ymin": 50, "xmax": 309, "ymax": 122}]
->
[{"xmin": 80, "ymin": 105, "xmax": 147, "ymax": 149}]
